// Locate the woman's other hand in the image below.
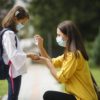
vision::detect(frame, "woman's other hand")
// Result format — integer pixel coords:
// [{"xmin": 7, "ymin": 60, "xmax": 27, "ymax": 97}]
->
[
  {"xmin": 34, "ymin": 35, "xmax": 44, "ymax": 48},
  {"xmin": 39, "ymin": 56, "xmax": 51, "ymax": 65}
]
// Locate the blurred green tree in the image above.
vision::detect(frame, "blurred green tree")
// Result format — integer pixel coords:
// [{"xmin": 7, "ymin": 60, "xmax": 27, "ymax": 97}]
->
[
  {"xmin": 28, "ymin": 0, "xmax": 100, "ymax": 41},
  {"xmin": 0, "ymin": 0, "xmax": 14, "ymax": 26},
  {"xmin": 28, "ymin": 0, "xmax": 100, "ymax": 56},
  {"xmin": 93, "ymin": 27, "xmax": 100, "ymax": 66}
]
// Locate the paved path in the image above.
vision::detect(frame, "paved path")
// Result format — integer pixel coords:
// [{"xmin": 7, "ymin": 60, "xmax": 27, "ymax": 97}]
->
[{"xmin": 2, "ymin": 64, "xmax": 63, "ymax": 100}]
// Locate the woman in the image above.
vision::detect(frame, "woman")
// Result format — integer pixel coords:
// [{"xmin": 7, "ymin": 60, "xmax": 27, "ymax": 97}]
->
[
  {"xmin": 34, "ymin": 20, "xmax": 98, "ymax": 100},
  {"xmin": 1, "ymin": 5, "xmax": 37, "ymax": 100}
]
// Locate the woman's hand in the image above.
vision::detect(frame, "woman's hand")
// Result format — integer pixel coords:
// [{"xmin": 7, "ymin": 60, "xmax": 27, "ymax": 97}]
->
[
  {"xmin": 32, "ymin": 56, "xmax": 59, "ymax": 82},
  {"xmin": 34, "ymin": 34, "xmax": 51, "ymax": 59},
  {"xmin": 39, "ymin": 56, "xmax": 52, "ymax": 67},
  {"xmin": 39, "ymin": 56, "xmax": 49, "ymax": 64},
  {"xmin": 34, "ymin": 35, "xmax": 44, "ymax": 48}
]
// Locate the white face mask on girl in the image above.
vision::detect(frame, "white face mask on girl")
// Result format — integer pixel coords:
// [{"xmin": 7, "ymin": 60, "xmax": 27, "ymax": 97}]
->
[
  {"xmin": 56, "ymin": 36, "xmax": 67, "ymax": 47},
  {"xmin": 16, "ymin": 23, "xmax": 24, "ymax": 31}
]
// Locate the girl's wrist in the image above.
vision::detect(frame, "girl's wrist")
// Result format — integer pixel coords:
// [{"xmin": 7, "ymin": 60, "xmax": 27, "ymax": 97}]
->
[{"xmin": 27, "ymin": 54, "xmax": 30, "ymax": 58}]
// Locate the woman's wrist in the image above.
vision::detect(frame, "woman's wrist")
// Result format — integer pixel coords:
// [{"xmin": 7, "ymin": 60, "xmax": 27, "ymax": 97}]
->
[
  {"xmin": 46, "ymin": 58, "xmax": 52, "ymax": 68},
  {"xmin": 38, "ymin": 45, "xmax": 44, "ymax": 50}
]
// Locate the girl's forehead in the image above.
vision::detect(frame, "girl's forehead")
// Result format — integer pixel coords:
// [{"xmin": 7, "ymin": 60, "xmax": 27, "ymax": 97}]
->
[{"xmin": 18, "ymin": 18, "xmax": 29, "ymax": 24}]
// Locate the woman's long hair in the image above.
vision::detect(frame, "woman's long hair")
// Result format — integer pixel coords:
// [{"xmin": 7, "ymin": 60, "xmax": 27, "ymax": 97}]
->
[{"xmin": 57, "ymin": 20, "xmax": 89, "ymax": 61}]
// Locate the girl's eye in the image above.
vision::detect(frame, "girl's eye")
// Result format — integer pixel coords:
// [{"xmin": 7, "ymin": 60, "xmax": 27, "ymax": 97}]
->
[
  {"xmin": 57, "ymin": 34, "xmax": 60, "ymax": 36},
  {"xmin": 21, "ymin": 22, "xmax": 24, "ymax": 25}
]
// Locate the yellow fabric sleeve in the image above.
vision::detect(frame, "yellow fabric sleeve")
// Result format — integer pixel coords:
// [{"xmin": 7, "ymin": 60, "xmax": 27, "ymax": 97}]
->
[
  {"xmin": 52, "ymin": 54, "xmax": 64, "ymax": 68},
  {"xmin": 57, "ymin": 52, "xmax": 78, "ymax": 83}
]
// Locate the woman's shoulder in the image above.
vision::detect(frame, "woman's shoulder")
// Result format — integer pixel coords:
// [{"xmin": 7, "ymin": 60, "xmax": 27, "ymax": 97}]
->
[
  {"xmin": 65, "ymin": 50, "xmax": 83, "ymax": 59},
  {"xmin": 52, "ymin": 54, "xmax": 64, "ymax": 60}
]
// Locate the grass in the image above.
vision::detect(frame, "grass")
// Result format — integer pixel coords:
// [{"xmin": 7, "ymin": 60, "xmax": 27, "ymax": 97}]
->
[
  {"xmin": 0, "ymin": 80, "xmax": 8, "ymax": 97},
  {"xmin": 0, "ymin": 67, "xmax": 100, "ymax": 97},
  {"xmin": 91, "ymin": 67, "xmax": 100, "ymax": 86}
]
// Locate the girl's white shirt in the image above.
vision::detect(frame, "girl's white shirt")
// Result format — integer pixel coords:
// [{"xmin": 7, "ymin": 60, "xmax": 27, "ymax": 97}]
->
[{"xmin": 2, "ymin": 30, "xmax": 27, "ymax": 78}]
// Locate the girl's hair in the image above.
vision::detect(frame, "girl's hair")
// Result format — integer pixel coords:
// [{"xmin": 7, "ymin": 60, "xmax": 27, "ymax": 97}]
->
[
  {"xmin": 57, "ymin": 20, "xmax": 89, "ymax": 61},
  {"xmin": 2, "ymin": 5, "xmax": 29, "ymax": 32}
]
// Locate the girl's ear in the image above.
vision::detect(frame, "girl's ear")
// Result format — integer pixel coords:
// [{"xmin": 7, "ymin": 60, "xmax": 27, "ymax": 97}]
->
[{"xmin": 13, "ymin": 16, "xmax": 18, "ymax": 24}]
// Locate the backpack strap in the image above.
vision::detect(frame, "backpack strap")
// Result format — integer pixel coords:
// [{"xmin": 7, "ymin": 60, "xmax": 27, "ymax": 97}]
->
[
  {"xmin": 0, "ymin": 28, "xmax": 9, "ymax": 55},
  {"xmin": 15, "ymin": 36, "xmax": 18, "ymax": 48},
  {"xmin": 0, "ymin": 28, "xmax": 8, "ymax": 36},
  {"xmin": 0, "ymin": 28, "xmax": 17, "ymax": 55}
]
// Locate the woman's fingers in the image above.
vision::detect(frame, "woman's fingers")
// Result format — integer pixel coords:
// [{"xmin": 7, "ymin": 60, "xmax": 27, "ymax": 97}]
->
[
  {"xmin": 32, "ymin": 59, "xmax": 43, "ymax": 64},
  {"xmin": 34, "ymin": 35, "xmax": 44, "ymax": 48},
  {"xmin": 34, "ymin": 34, "xmax": 40, "ymax": 37},
  {"xmin": 39, "ymin": 56, "xmax": 46, "ymax": 60},
  {"xmin": 34, "ymin": 35, "xmax": 43, "ymax": 41},
  {"xmin": 34, "ymin": 34, "xmax": 42, "ymax": 39}
]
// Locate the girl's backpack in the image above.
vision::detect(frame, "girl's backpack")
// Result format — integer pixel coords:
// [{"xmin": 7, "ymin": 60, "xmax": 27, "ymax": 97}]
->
[{"xmin": 0, "ymin": 28, "xmax": 17, "ymax": 80}]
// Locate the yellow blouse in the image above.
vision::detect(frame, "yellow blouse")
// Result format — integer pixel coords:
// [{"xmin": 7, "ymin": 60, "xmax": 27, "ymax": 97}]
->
[{"xmin": 52, "ymin": 51, "xmax": 98, "ymax": 100}]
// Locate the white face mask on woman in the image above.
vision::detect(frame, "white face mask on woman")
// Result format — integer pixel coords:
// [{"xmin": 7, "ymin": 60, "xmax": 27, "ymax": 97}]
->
[
  {"xmin": 16, "ymin": 23, "xmax": 24, "ymax": 31},
  {"xmin": 56, "ymin": 36, "xmax": 67, "ymax": 47}
]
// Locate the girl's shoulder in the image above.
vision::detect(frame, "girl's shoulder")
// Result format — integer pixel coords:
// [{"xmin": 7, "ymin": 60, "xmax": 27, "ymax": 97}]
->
[
  {"xmin": 3, "ymin": 29, "xmax": 15, "ymax": 37},
  {"xmin": 5, "ymin": 29, "xmax": 15, "ymax": 34},
  {"xmin": 2, "ymin": 29, "xmax": 16, "ymax": 41}
]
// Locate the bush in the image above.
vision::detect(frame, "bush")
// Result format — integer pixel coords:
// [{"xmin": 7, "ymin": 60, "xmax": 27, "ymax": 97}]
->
[
  {"xmin": 92, "ymin": 32, "xmax": 100, "ymax": 66},
  {"xmin": 85, "ymin": 41, "xmax": 94, "ymax": 67},
  {"xmin": 0, "ymin": 80, "xmax": 7, "ymax": 96}
]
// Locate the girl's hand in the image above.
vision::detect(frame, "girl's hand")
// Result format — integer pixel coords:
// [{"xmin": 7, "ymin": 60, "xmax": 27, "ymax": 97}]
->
[
  {"xmin": 34, "ymin": 35, "xmax": 44, "ymax": 48},
  {"xmin": 27, "ymin": 53, "xmax": 40, "ymax": 60},
  {"xmin": 32, "ymin": 56, "xmax": 50, "ymax": 64}
]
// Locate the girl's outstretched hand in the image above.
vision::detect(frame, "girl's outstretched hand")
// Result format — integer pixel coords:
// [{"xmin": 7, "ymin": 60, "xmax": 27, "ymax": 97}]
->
[
  {"xmin": 27, "ymin": 53, "xmax": 40, "ymax": 60},
  {"xmin": 27, "ymin": 54, "xmax": 45, "ymax": 64}
]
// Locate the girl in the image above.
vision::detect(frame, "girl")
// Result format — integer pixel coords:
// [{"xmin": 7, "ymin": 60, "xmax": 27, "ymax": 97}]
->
[
  {"xmin": 1, "ymin": 5, "xmax": 37, "ymax": 100},
  {"xmin": 34, "ymin": 20, "xmax": 98, "ymax": 100}
]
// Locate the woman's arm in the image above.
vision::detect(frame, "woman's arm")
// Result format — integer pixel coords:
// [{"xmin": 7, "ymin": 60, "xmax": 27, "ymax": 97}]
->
[{"xmin": 39, "ymin": 52, "xmax": 78, "ymax": 83}]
